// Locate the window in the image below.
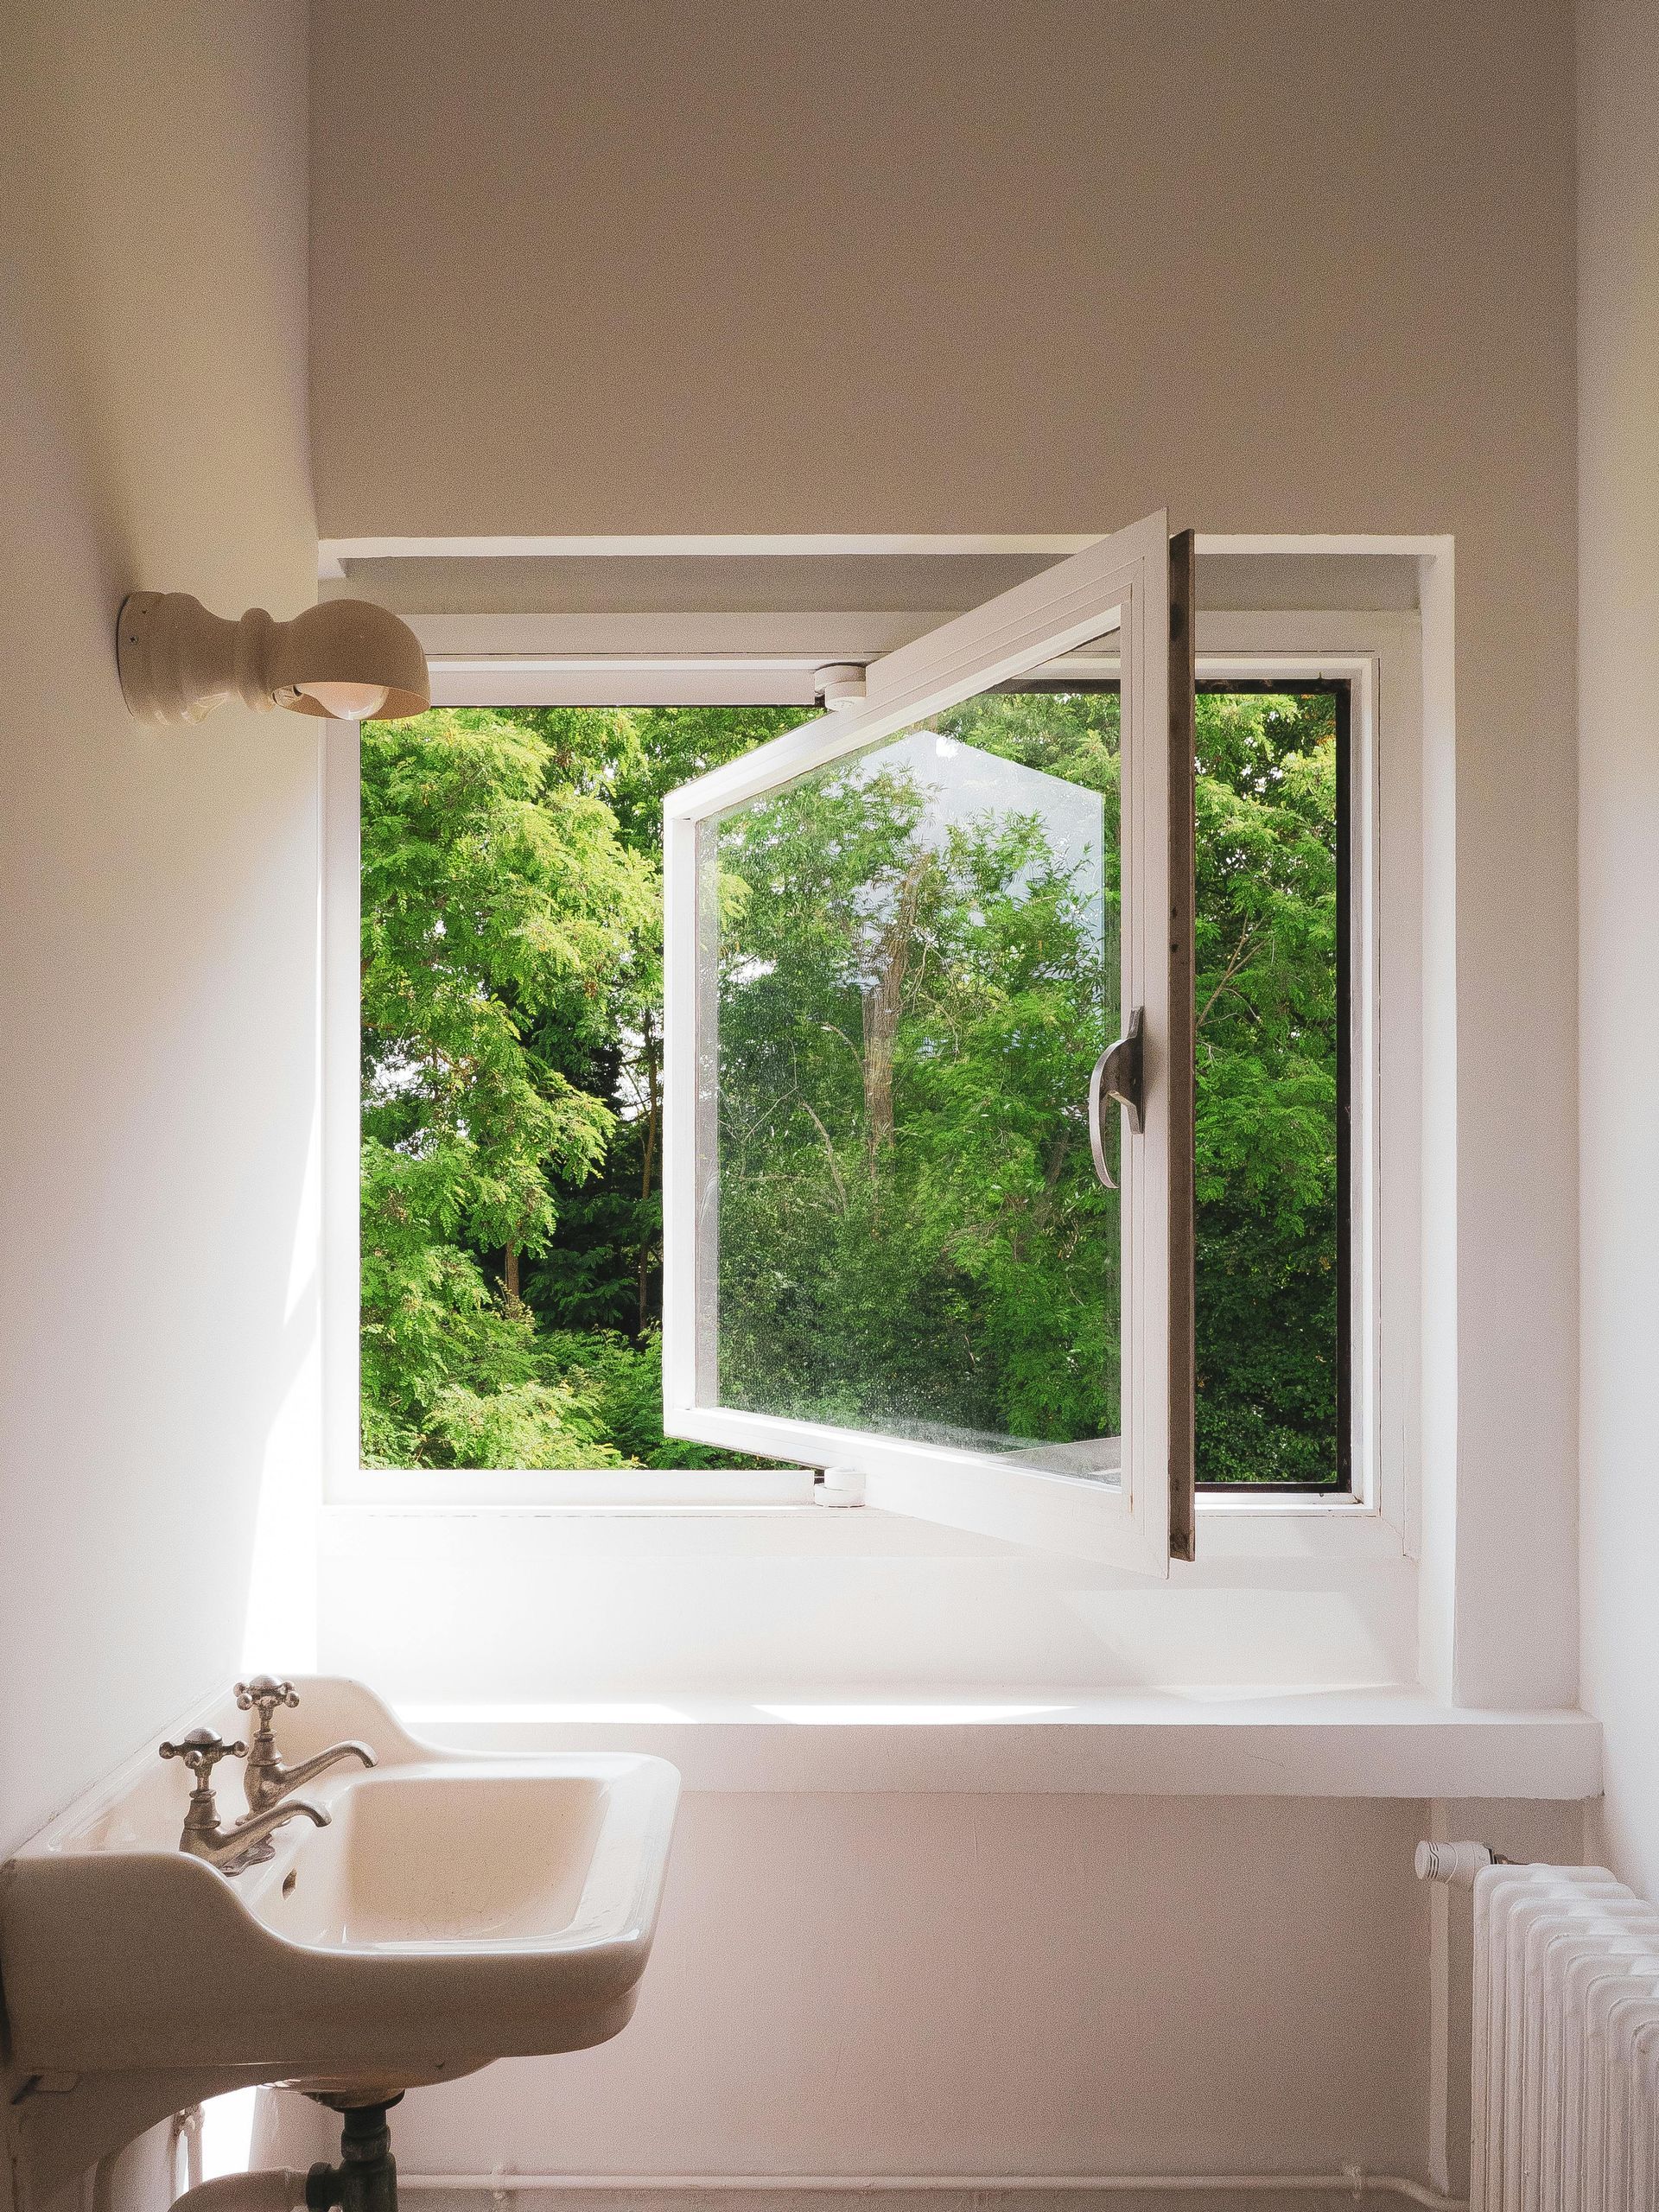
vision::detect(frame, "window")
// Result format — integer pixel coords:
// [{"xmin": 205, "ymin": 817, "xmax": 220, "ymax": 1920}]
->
[
  {"xmin": 344, "ymin": 528, "xmax": 1373, "ymax": 1574},
  {"xmin": 660, "ymin": 677, "xmax": 1348, "ymax": 1511},
  {"xmin": 664, "ymin": 517, "xmax": 1192, "ymax": 1573}
]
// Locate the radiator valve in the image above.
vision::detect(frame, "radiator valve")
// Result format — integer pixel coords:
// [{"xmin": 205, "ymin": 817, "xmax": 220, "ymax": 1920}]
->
[{"xmin": 1416, "ymin": 1839, "xmax": 1511, "ymax": 1887}]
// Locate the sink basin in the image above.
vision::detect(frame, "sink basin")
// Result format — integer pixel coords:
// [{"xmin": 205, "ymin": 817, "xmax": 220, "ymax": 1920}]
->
[
  {"xmin": 0, "ymin": 1677, "xmax": 680, "ymax": 2082},
  {"xmin": 265, "ymin": 1769, "xmax": 611, "ymax": 1952}
]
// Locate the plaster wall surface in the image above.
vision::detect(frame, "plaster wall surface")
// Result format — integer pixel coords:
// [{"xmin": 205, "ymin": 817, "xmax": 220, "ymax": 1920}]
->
[
  {"xmin": 1577, "ymin": 0, "xmax": 1659, "ymax": 1902},
  {"xmin": 301, "ymin": 1795, "xmax": 1437, "ymax": 2183},
  {"xmin": 311, "ymin": 0, "xmax": 1582, "ymax": 1709},
  {"xmin": 0, "ymin": 0, "xmax": 316, "ymax": 1857},
  {"xmin": 0, "ymin": 3, "xmax": 1602, "ymax": 2199},
  {"xmin": 302, "ymin": 3, "xmax": 1589, "ymax": 2188}
]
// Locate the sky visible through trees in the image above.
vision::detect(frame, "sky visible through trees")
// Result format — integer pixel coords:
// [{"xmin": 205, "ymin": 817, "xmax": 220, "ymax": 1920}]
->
[{"xmin": 360, "ymin": 692, "xmax": 1341, "ymax": 1484}]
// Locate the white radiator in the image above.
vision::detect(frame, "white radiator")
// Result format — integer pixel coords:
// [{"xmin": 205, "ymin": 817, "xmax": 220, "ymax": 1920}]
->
[{"xmin": 1471, "ymin": 1862, "xmax": 1659, "ymax": 2211}]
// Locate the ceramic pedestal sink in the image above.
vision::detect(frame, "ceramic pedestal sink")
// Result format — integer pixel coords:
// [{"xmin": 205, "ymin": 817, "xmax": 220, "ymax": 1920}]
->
[{"xmin": 0, "ymin": 1676, "xmax": 680, "ymax": 2090}]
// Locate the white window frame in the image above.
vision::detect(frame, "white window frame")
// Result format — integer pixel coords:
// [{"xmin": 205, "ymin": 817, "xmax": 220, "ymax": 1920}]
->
[
  {"xmin": 658, "ymin": 515, "xmax": 1185, "ymax": 1575},
  {"xmin": 322, "ymin": 549, "xmax": 1424, "ymax": 1570}
]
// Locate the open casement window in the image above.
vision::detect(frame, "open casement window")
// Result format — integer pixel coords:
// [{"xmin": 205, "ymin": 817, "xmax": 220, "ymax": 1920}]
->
[{"xmin": 662, "ymin": 514, "xmax": 1195, "ymax": 1575}]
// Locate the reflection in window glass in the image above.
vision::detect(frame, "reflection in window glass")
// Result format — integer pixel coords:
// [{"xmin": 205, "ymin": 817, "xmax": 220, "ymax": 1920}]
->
[{"xmin": 700, "ymin": 691, "xmax": 1123, "ymax": 1479}]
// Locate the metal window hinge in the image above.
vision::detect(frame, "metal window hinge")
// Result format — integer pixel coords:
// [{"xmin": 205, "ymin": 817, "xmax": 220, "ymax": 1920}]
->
[{"xmin": 814, "ymin": 1466, "xmax": 865, "ymax": 1508}]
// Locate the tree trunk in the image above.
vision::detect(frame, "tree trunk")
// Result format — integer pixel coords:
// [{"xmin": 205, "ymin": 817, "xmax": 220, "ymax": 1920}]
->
[
  {"xmin": 639, "ymin": 1012, "xmax": 659, "ymax": 1204},
  {"xmin": 861, "ymin": 858, "xmax": 929, "ymax": 1167},
  {"xmin": 504, "ymin": 1243, "xmax": 520, "ymax": 1304}
]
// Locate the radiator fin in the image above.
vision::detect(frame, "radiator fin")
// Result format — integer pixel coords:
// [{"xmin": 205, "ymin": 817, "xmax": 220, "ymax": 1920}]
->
[{"xmin": 1473, "ymin": 1865, "xmax": 1659, "ymax": 2211}]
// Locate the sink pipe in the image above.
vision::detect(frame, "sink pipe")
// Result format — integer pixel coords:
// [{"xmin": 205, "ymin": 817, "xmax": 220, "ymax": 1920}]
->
[
  {"xmin": 305, "ymin": 2097, "xmax": 402, "ymax": 2212},
  {"xmin": 168, "ymin": 2100, "xmax": 402, "ymax": 2212},
  {"xmin": 171, "ymin": 2175, "xmax": 309, "ymax": 2212}
]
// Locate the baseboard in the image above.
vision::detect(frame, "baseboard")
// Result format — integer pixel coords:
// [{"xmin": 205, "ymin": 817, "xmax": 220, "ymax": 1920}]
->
[{"xmin": 396, "ymin": 2176, "xmax": 1462, "ymax": 2212}]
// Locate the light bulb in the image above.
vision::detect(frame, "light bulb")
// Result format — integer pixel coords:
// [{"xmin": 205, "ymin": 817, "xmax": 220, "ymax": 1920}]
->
[{"xmin": 296, "ymin": 679, "xmax": 389, "ymax": 721}]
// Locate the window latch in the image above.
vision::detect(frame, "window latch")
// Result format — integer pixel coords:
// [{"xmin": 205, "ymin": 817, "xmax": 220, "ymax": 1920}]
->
[{"xmin": 1088, "ymin": 1007, "xmax": 1145, "ymax": 1192}]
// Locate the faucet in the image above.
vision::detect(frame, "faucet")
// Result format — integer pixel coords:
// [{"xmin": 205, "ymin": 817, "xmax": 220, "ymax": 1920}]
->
[
  {"xmin": 235, "ymin": 1675, "xmax": 377, "ymax": 1814},
  {"xmin": 159, "ymin": 1727, "xmax": 329, "ymax": 1877}
]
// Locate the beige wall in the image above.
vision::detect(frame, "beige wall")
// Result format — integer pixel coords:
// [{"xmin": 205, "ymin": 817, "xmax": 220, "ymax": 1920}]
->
[
  {"xmin": 304, "ymin": 2, "xmax": 1588, "ymax": 2190},
  {"xmin": 312, "ymin": 0, "xmax": 1573, "ymax": 549},
  {"xmin": 312, "ymin": 0, "xmax": 1582, "ymax": 1707},
  {"xmin": 259, "ymin": 1789, "xmax": 1581, "ymax": 2193},
  {"xmin": 385, "ymin": 1794, "xmax": 1436, "ymax": 2181},
  {"xmin": 0, "ymin": 0, "xmax": 1603, "ymax": 2196},
  {"xmin": 1578, "ymin": 0, "xmax": 1659, "ymax": 1901},
  {"xmin": 0, "ymin": 0, "xmax": 316, "ymax": 1859}
]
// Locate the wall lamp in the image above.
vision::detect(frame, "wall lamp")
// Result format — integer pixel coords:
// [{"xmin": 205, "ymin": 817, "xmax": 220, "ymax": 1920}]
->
[{"xmin": 117, "ymin": 592, "xmax": 429, "ymax": 727}]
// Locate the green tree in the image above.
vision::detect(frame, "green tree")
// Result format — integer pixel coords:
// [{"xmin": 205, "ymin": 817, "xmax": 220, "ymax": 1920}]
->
[
  {"xmin": 1192, "ymin": 690, "xmax": 1339, "ymax": 1480},
  {"xmin": 359, "ymin": 694, "xmax": 1340, "ymax": 1484},
  {"xmin": 359, "ymin": 709, "xmax": 652, "ymax": 1465},
  {"xmin": 708, "ymin": 708, "xmax": 1121, "ymax": 1452},
  {"xmin": 512, "ymin": 708, "xmax": 803, "ymax": 1339}
]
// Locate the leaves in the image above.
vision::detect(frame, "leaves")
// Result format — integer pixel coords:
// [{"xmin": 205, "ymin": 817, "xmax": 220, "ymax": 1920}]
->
[
  {"xmin": 359, "ymin": 691, "xmax": 1342, "ymax": 1484},
  {"xmin": 707, "ymin": 702, "xmax": 1119, "ymax": 1447},
  {"xmin": 359, "ymin": 703, "xmax": 802, "ymax": 1467},
  {"xmin": 1192, "ymin": 692, "xmax": 1341, "ymax": 1478},
  {"xmin": 359, "ymin": 709, "xmax": 653, "ymax": 1464}
]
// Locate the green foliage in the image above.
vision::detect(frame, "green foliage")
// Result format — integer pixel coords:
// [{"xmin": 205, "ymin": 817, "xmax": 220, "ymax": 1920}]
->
[
  {"xmin": 1192, "ymin": 691, "xmax": 1340, "ymax": 1481},
  {"xmin": 513, "ymin": 707, "xmax": 804, "ymax": 1339},
  {"xmin": 359, "ymin": 708, "xmax": 651, "ymax": 1466},
  {"xmin": 709, "ymin": 696, "xmax": 1121, "ymax": 1452},
  {"xmin": 359, "ymin": 693, "xmax": 1340, "ymax": 1484},
  {"xmin": 359, "ymin": 703, "xmax": 798, "ymax": 1468}
]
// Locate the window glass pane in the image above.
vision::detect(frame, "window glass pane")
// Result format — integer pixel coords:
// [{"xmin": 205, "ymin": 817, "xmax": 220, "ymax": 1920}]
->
[{"xmin": 698, "ymin": 688, "xmax": 1122, "ymax": 1481}]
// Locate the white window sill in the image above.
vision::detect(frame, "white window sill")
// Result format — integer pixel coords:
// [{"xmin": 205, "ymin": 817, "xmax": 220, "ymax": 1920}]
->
[
  {"xmin": 332, "ymin": 1467, "xmax": 819, "ymax": 1509},
  {"xmin": 395, "ymin": 1688, "xmax": 1600, "ymax": 1800},
  {"xmin": 316, "ymin": 1495, "xmax": 1421, "ymax": 1694},
  {"xmin": 327, "ymin": 1471, "xmax": 1404, "ymax": 1562}
]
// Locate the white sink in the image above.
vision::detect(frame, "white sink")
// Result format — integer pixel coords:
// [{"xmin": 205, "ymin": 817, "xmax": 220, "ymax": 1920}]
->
[{"xmin": 0, "ymin": 1677, "xmax": 680, "ymax": 2089}]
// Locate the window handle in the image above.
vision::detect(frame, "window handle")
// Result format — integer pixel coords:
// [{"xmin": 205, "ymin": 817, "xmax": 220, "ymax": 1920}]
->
[{"xmin": 1088, "ymin": 1007, "xmax": 1145, "ymax": 1192}]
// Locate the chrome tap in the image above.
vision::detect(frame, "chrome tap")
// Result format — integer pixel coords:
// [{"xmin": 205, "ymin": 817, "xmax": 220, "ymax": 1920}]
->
[
  {"xmin": 159, "ymin": 1727, "xmax": 330, "ymax": 1877},
  {"xmin": 235, "ymin": 1675, "xmax": 377, "ymax": 1814}
]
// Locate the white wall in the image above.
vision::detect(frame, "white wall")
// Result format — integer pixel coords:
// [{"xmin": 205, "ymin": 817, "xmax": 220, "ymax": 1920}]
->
[
  {"xmin": 311, "ymin": 0, "xmax": 1582, "ymax": 1710},
  {"xmin": 0, "ymin": 0, "xmax": 316, "ymax": 1855},
  {"xmin": 257, "ymin": 1789, "xmax": 1583, "ymax": 2196},
  {"xmin": 320, "ymin": 1509, "xmax": 1419, "ymax": 1699},
  {"xmin": 388, "ymin": 1795, "xmax": 1435, "ymax": 2180},
  {"xmin": 0, "ymin": 0, "xmax": 1601, "ymax": 2196},
  {"xmin": 1577, "ymin": 0, "xmax": 1659, "ymax": 1902},
  {"xmin": 301, "ymin": 3, "xmax": 1587, "ymax": 2193}
]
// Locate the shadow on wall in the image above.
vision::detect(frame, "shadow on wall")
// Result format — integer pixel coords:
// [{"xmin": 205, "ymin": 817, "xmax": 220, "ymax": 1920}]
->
[{"xmin": 0, "ymin": 0, "xmax": 319, "ymax": 1862}]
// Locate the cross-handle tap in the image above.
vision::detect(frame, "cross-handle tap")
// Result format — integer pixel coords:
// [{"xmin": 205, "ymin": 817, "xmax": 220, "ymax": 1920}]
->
[
  {"xmin": 236, "ymin": 1674, "xmax": 299, "ymax": 1725},
  {"xmin": 235, "ymin": 1674, "xmax": 377, "ymax": 1814},
  {"xmin": 159, "ymin": 1726, "xmax": 331, "ymax": 1876}
]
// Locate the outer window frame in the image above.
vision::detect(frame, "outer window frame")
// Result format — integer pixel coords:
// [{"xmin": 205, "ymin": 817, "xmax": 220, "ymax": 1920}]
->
[
  {"xmin": 324, "ymin": 585, "xmax": 1414, "ymax": 1563},
  {"xmin": 1187, "ymin": 673, "xmax": 1354, "ymax": 1500}
]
